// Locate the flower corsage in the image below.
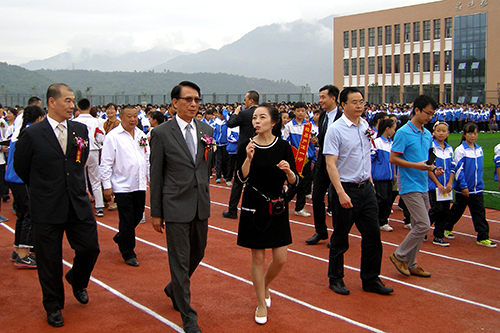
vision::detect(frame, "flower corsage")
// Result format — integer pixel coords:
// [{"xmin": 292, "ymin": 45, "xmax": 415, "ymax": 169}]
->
[
  {"xmin": 364, "ymin": 127, "xmax": 376, "ymax": 148},
  {"xmin": 201, "ymin": 134, "xmax": 217, "ymax": 160},
  {"xmin": 139, "ymin": 137, "xmax": 148, "ymax": 153},
  {"xmin": 73, "ymin": 136, "xmax": 88, "ymax": 163}
]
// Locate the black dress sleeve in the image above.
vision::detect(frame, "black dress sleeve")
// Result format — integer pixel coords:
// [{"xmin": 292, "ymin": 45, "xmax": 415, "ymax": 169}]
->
[
  {"xmin": 235, "ymin": 140, "xmax": 250, "ymax": 185},
  {"xmin": 283, "ymin": 139, "xmax": 299, "ymax": 188}
]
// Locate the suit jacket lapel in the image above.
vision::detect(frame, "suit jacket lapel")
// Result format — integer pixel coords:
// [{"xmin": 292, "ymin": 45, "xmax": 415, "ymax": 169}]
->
[
  {"xmin": 172, "ymin": 118, "xmax": 195, "ymax": 164},
  {"xmin": 194, "ymin": 119, "xmax": 205, "ymax": 165},
  {"xmin": 41, "ymin": 118, "xmax": 65, "ymax": 155}
]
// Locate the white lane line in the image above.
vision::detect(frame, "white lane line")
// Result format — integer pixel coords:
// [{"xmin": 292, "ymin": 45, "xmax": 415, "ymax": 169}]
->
[
  {"xmin": 208, "ymin": 224, "xmax": 500, "ymax": 314},
  {"xmin": 96, "ymin": 222, "xmax": 385, "ymax": 332},
  {"xmin": 0, "ymin": 222, "xmax": 183, "ymax": 332},
  {"xmin": 204, "ymin": 201, "xmax": 500, "ymax": 271}
]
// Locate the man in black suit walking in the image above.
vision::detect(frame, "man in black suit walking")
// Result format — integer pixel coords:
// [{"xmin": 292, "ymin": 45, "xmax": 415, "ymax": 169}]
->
[
  {"xmin": 306, "ymin": 85, "xmax": 342, "ymax": 245},
  {"xmin": 14, "ymin": 83, "xmax": 100, "ymax": 327},
  {"xmin": 222, "ymin": 90, "xmax": 259, "ymax": 219}
]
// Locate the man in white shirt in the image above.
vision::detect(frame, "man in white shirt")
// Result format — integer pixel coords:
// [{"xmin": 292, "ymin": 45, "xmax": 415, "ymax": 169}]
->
[
  {"xmin": 74, "ymin": 98, "xmax": 105, "ymax": 217},
  {"xmin": 100, "ymin": 105, "xmax": 150, "ymax": 267}
]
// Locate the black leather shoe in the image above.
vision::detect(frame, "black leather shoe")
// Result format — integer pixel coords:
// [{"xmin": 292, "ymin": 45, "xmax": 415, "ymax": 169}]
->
[
  {"xmin": 222, "ymin": 211, "xmax": 237, "ymax": 219},
  {"xmin": 125, "ymin": 257, "xmax": 139, "ymax": 267},
  {"xmin": 164, "ymin": 285, "xmax": 179, "ymax": 311},
  {"xmin": 65, "ymin": 271, "xmax": 89, "ymax": 304},
  {"xmin": 47, "ymin": 309, "xmax": 64, "ymax": 327},
  {"xmin": 329, "ymin": 281, "xmax": 350, "ymax": 295},
  {"xmin": 306, "ymin": 233, "xmax": 328, "ymax": 245},
  {"xmin": 363, "ymin": 280, "xmax": 394, "ymax": 295}
]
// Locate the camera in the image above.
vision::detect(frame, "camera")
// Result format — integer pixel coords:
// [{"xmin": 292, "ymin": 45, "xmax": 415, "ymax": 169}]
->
[{"xmin": 269, "ymin": 198, "xmax": 285, "ymax": 215}]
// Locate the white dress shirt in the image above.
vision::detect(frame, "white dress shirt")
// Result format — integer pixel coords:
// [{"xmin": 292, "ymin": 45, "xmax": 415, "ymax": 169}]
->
[
  {"xmin": 47, "ymin": 115, "xmax": 68, "ymax": 140},
  {"xmin": 176, "ymin": 114, "xmax": 198, "ymax": 152},
  {"xmin": 99, "ymin": 124, "xmax": 150, "ymax": 193}
]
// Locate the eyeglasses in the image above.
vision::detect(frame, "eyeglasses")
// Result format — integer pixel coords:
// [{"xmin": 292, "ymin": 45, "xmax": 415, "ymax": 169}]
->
[
  {"xmin": 347, "ymin": 100, "xmax": 365, "ymax": 106},
  {"xmin": 178, "ymin": 97, "xmax": 202, "ymax": 104},
  {"xmin": 421, "ymin": 109, "xmax": 435, "ymax": 117}
]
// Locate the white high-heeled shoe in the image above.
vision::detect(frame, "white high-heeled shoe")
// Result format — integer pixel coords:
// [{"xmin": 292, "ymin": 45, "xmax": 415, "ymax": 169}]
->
[
  {"xmin": 254, "ymin": 307, "xmax": 267, "ymax": 325},
  {"xmin": 265, "ymin": 295, "xmax": 271, "ymax": 308}
]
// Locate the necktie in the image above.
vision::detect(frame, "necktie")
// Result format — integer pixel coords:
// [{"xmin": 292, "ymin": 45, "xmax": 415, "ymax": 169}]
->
[
  {"xmin": 185, "ymin": 123, "xmax": 196, "ymax": 161},
  {"xmin": 57, "ymin": 123, "xmax": 67, "ymax": 154}
]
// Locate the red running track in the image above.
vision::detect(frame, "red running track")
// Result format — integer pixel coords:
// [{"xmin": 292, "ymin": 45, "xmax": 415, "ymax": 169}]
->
[{"xmin": 1, "ymin": 180, "xmax": 500, "ymax": 332}]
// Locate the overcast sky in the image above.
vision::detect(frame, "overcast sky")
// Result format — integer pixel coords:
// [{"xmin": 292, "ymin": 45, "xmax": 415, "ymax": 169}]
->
[{"xmin": 1, "ymin": 0, "xmax": 436, "ymax": 65}]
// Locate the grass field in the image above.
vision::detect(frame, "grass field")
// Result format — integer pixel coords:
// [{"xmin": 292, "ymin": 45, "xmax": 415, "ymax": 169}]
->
[{"xmin": 446, "ymin": 131, "xmax": 500, "ymax": 210}]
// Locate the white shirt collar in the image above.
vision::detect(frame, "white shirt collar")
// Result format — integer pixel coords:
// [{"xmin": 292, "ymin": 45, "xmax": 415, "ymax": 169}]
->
[
  {"xmin": 176, "ymin": 114, "xmax": 196, "ymax": 131},
  {"xmin": 47, "ymin": 115, "xmax": 67, "ymax": 131}
]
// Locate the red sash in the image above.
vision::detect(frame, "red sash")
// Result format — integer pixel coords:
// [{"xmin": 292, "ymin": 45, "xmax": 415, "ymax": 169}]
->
[{"xmin": 291, "ymin": 122, "xmax": 312, "ymax": 177}]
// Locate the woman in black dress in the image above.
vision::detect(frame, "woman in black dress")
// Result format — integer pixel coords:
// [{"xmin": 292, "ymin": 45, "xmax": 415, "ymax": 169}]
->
[{"xmin": 235, "ymin": 103, "xmax": 297, "ymax": 325}]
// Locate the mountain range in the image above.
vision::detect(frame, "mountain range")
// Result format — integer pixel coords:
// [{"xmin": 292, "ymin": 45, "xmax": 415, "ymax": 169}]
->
[{"xmin": 21, "ymin": 16, "xmax": 335, "ymax": 92}]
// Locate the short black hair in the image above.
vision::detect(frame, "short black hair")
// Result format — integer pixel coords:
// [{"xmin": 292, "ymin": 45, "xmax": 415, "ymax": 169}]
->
[
  {"xmin": 319, "ymin": 85, "xmax": 340, "ymax": 102},
  {"xmin": 294, "ymin": 102, "xmax": 306, "ymax": 109},
  {"xmin": 259, "ymin": 103, "xmax": 282, "ymax": 137},
  {"xmin": 171, "ymin": 81, "xmax": 201, "ymax": 100},
  {"xmin": 105, "ymin": 103, "xmax": 116, "ymax": 111},
  {"xmin": 413, "ymin": 95, "xmax": 438, "ymax": 113},
  {"xmin": 27, "ymin": 96, "xmax": 41, "ymax": 106},
  {"xmin": 21, "ymin": 105, "xmax": 45, "ymax": 132},
  {"xmin": 120, "ymin": 104, "xmax": 136, "ymax": 114},
  {"xmin": 247, "ymin": 90, "xmax": 260, "ymax": 104},
  {"xmin": 77, "ymin": 98, "xmax": 91, "ymax": 111},
  {"xmin": 339, "ymin": 87, "xmax": 363, "ymax": 105},
  {"xmin": 46, "ymin": 83, "xmax": 72, "ymax": 105},
  {"xmin": 150, "ymin": 111, "xmax": 165, "ymax": 125}
]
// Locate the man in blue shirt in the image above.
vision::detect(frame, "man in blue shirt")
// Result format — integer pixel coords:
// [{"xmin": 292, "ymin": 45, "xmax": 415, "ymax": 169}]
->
[
  {"xmin": 389, "ymin": 95, "xmax": 443, "ymax": 278},
  {"xmin": 324, "ymin": 87, "xmax": 393, "ymax": 296}
]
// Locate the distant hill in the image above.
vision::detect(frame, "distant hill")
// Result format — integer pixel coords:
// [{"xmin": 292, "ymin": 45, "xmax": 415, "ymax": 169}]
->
[
  {"xmin": 22, "ymin": 46, "xmax": 189, "ymax": 72},
  {"xmin": 0, "ymin": 62, "xmax": 53, "ymax": 97},
  {"xmin": 19, "ymin": 16, "xmax": 336, "ymax": 91},
  {"xmin": 153, "ymin": 17, "xmax": 336, "ymax": 91}
]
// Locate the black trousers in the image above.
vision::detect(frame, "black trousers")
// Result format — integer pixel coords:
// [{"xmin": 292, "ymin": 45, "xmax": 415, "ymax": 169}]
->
[
  {"xmin": 312, "ymin": 165, "xmax": 331, "ymax": 238},
  {"xmin": 226, "ymin": 154, "xmax": 237, "ymax": 182},
  {"xmin": 33, "ymin": 204, "xmax": 100, "ymax": 312},
  {"xmin": 165, "ymin": 219, "xmax": 208, "ymax": 331},
  {"xmin": 286, "ymin": 160, "xmax": 312, "ymax": 212},
  {"xmin": 114, "ymin": 191, "xmax": 145, "ymax": 260},
  {"xmin": 0, "ymin": 164, "xmax": 8, "ymax": 197},
  {"xmin": 374, "ymin": 180, "xmax": 393, "ymax": 226},
  {"xmin": 11, "ymin": 183, "xmax": 33, "ymax": 248},
  {"xmin": 428, "ymin": 190, "xmax": 451, "ymax": 238},
  {"xmin": 328, "ymin": 182, "xmax": 382, "ymax": 284},
  {"xmin": 215, "ymin": 145, "xmax": 229, "ymax": 180},
  {"xmin": 227, "ymin": 180, "xmax": 243, "ymax": 216},
  {"xmin": 445, "ymin": 192, "xmax": 490, "ymax": 241}
]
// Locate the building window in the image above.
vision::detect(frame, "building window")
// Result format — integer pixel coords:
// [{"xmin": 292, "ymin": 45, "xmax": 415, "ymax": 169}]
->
[
  {"xmin": 369, "ymin": 28, "xmax": 375, "ymax": 46},
  {"xmin": 404, "ymin": 54, "xmax": 411, "ymax": 72},
  {"xmin": 368, "ymin": 57, "xmax": 375, "ymax": 74},
  {"xmin": 377, "ymin": 27, "xmax": 383, "ymax": 46},
  {"xmin": 433, "ymin": 19, "xmax": 441, "ymax": 39},
  {"xmin": 445, "ymin": 51, "xmax": 452, "ymax": 71},
  {"xmin": 433, "ymin": 52, "xmax": 440, "ymax": 71},
  {"xmin": 344, "ymin": 59, "xmax": 349, "ymax": 75},
  {"xmin": 360, "ymin": 58, "xmax": 365, "ymax": 75},
  {"xmin": 377, "ymin": 56, "xmax": 383, "ymax": 74},
  {"xmin": 351, "ymin": 30, "xmax": 357, "ymax": 48},
  {"xmin": 385, "ymin": 55, "xmax": 392, "ymax": 74},
  {"xmin": 423, "ymin": 20, "xmax": 431, "ymax": 41},
  {"xmin": 445, "ymin": 18, "xmax": 452, "ymax": 38},
  {"xmin": 360, "ymin": 29, "xmax": 365, "ymax": 47},
  {"xmin": 413, "ymin": 53, "xmax": 420, "ymax": 72},
  {"xmin": 344, "ymin": 31, "xmax": 349, "ymax": 48},
  {"xmin": 414, "ymin": 22, "xmax": 420, "ymax": 42},
  {"xmin": 385, "ymin": 25, "xmax": 392, "ymax": 45},
  {"xmin": 394, "ymin": 24, "xmax": 400, "ymax": 44},
  {"xmin": 404, "ymin": 23, "xmax": 411, "ymax": 42},
  {"xmin": 352, "ymin": 58, "xmax": 357, "ymax": 75},
  {"xmin": 394, "ymin": 55, "xmax": 400, "ymax": 73},
  {"xmin": 423, "ymin": 53, "xmax": 430, "ymax": 72}
]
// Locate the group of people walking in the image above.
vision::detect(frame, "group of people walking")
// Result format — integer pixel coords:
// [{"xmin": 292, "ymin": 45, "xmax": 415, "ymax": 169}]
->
[{"xmin": 1, "ymin": 81, "xmax": 498, "ymax": 333}]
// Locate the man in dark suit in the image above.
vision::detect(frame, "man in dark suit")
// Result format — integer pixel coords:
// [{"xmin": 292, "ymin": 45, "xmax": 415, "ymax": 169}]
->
[
  {"xmin": 150, "ymin": 81, "xmax": 214, "ymax": 333},
  {"xmin": 306, "ymin": 85, "xmax": 342, "ymax": 245},
  {"xmin": 222, "ymin": 90, "xmax": 259, "ymax": 219},
  {"xmin": 14, "ymin": 83, "xmax": 100, "ymax": 327}
]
